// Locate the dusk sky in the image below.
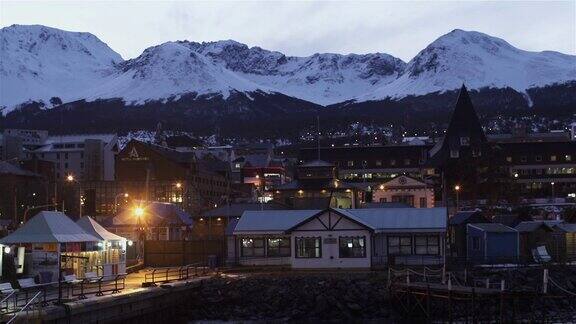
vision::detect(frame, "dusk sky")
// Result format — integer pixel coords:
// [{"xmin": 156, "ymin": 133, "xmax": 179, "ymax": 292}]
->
[{"xmin": 1, "ymin": 0, "xmax": 575, "ymax": 61}]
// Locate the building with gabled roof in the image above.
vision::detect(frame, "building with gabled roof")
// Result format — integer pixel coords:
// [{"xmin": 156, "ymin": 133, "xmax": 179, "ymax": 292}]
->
[{"xmin": 230, "ymin": 207, "xmax": 447, "ymax": 268}]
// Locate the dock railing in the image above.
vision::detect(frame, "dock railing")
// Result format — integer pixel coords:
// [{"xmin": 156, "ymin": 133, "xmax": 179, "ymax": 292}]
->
[{"xmin": 143, "ymin": 263, "xmax": 208, "ymax": 285}]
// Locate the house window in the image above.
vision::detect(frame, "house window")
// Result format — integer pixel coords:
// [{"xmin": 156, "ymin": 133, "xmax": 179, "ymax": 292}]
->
[
  {"xmin": 566, "ymin": 155, "xmax": 572, "ymax": 161},
  {"xmin": 520, "ymin": 156, "xmax": 527, "ymax": 163},
  {"xmin": 551, "ymin": 155, "xmax": 557, "ymax": 162},
  {"xmin": 235, "ymin": 163, "xmax": 241, "ymax": 168},
  {"xmin": 404, "ymin": 159, "xmax": 411, "ymax": 166},
  {"xmin": 347, "ymin": 161, "xmax": 354, "ymax": 167},
  {"xmin": 295, "ymin": 237, "xmax": 321, "ymax": 258},
  {"xmin": 415, "ymin": 236, "xmax": 439, "ymax": 255},
  {"xmin": 64, "ymin": 162, "xmax": 68, "ymax": 169},
  {"xmin": 267, "ymin": 238, "xmax": 291, "ymax": 257},
  {"xmin": 460, "ymin": 137, "xmax": 470, "ymax": 146},
  {"xmin": 375, "ymin": 160, "xmax": 382, "ymax": 166},
  {"xmin": 388, "ymin": 236, "xmax": 412, "ymax": 255},
  {"xmin": 390, "ymin": 159, "xmax": 396, "ymax": 166},
  {"xmin": 535, "ymin": 155, "xmax": 542, "ymax": 162},
  {"xmin": 450, "ymin": 149, "xmax": 459, "ymax": 158},
  {"xmin": 241, "ymin": 238, "xmax": 265, "ymax": 257},
  {"xmin": 65, "ymin": 153, "xmax": 69, "ymax": 159},
  {"xmin": 339, "ymin": 236, "xmax": 366, "ymax": 258},
  {"xmin": 506, "ymin": 156, "xmax": 512, "ymax": 162},
  {"xmin": 419, "ymin": 197, "xmax": 427, "ymax": 208},
  {"xmin": 472, "ymin": 237, "xmax": 480, "ymax": 251},
  {"xmin": 56, "ymin": 153, "xmax": 60, "ymax": 159},
  {"xmin": 472, "ymin": 148, "xmax": 481, "ymax": 157}
]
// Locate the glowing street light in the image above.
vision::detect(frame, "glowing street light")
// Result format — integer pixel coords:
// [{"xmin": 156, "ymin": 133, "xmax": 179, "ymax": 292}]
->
[
  {"xmin": 134, "ymin": 207, "xmax": 144, "ymax": 217},
  {"xmin": 175, "ymin": 182, "xmax": 182, "ymax": 189},
  {"xmin": 66, "ymin": 174, "xmax": 74, "ymax": 182},
  {"xmin": 454, "ymin": 185, "xmax": 461, "ymax": 211}
]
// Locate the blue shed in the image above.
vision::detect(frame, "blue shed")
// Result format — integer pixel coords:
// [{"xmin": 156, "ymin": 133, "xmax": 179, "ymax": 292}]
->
[{"xmin": 467, "ymin": 223, "xmax": 519, "ymax": 263}]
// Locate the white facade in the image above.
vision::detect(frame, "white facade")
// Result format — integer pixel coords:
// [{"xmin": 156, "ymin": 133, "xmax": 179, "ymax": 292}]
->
[
  {"xmin": 372, "ymin": 175, "xmax": 434, "ymax": 208},
  {"xmin": 290, "ymin": 211, "xmax": 371, "ymax": 269},
  {"xmin": 32, "ymin": 134, "xmax": 118, "ymax": 181},
  {"xmin": 232, "ymin": 207, "xmax": 447, "ymax": 269}
]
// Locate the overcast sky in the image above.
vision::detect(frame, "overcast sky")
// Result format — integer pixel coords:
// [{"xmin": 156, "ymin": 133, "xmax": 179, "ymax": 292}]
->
[{"xmin": 1, "ymin": 0, "xmax": 574, "ymax": 61}]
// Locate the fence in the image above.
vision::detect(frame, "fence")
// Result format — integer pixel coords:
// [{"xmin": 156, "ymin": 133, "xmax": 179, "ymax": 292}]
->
[
  {"xmin": 143, "ymin": 263, "xmax": 208, "ymax": 285},
  {"xmin": 0, "ymin": 274, "xmax": 127, "ymax": 315},
  {"xmin": 144, "ymin": 239, "xmax": 226, "ymax": 267}
]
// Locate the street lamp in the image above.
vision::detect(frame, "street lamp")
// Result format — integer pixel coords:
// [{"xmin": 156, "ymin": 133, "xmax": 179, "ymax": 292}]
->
[
  {"xmin": 133, "ymin": 206, "xmax": 145, "ymax": 261},
  {"xmin": 114, "ymin": 193, "xmax": 129, "ymax": 213},
  {"xmin": 454, "ymin": 185, "xmax": 461, "ymax": 211},
  {"xmin": 66, "ymin": 174, "xmax": 83, "ymax": 218}
]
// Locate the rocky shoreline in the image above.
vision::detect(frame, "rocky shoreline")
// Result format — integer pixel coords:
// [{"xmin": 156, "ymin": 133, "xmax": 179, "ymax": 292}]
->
[{"xmin": 174, "ymin": 272, "xmax": 396, "ymax": 322}]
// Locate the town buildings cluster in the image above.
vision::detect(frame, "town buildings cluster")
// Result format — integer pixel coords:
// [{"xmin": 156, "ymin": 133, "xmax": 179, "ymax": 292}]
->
[{"xmin": 1, "ymin": 85, "xmax": 575, "ymax": 270}]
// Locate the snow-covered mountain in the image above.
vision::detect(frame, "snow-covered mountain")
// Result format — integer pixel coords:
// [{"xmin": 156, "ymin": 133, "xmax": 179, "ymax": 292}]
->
[
  {"xmin": 188, "ymin": 40, "xmax": 406, "ymax": 105},
  {"xmin": 1, "ymin": 25, "xmax": 575, "ymax": 113},
  {"xmin": 0, "ymin": 24, "xmax": 122, "ymax": 110},
  {"xmin": 358, "ymin": 29, "xmax": 576, "ymax": 102},
  {"xmin": 82, "ymin": 41, "xmax": 267, "ymax": 105}
]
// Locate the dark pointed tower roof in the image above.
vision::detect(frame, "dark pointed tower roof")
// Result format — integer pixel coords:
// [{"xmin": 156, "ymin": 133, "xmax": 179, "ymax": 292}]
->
[
  {"xmin": 428, "ymin": 84, "xmax": 486, "ymax": 164},
  {"xmin": 445, "ymin": 84, "xmax": 486, "ymax": 142}
]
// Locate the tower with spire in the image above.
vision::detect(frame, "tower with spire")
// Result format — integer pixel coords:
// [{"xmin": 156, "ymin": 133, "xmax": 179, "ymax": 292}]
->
[{"xmin": 429, "ymin": 84, "xmax": 486, "ymax": 164}]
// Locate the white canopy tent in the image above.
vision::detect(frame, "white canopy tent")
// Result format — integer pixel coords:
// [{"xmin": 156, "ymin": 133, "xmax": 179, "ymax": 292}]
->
[
  {"xmin": 77, "ymin": 216, "xmax": 125, "ymax": 242},
  {"xmin": 76, "ymin": 216, "xmax": 128, "ymax": 276},
  {"xmin": 0, "ymin": 211, "xmax": 100, "ymax": 282},
  {"xmin": 0, "ymin": 211, "xmax": 99, "ymax": 244}
]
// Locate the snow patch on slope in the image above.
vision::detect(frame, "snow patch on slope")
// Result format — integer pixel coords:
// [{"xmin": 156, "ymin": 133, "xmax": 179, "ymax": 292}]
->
[
  {"xmin": 358, "ymin": 29, "xmax": 576, "ymax": 102},
  {"xmin": 0, "ymin": 24, "xmax": 122, "ymax": 109}
]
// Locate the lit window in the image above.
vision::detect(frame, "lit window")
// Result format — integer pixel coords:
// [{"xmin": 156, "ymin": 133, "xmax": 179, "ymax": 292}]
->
[
  {"xmin": 551, "ymin": 155, "xmax": 557, "ymax": 162},
  {"xmin": 339, "ymin": 237, "xmax": 366, "ymax": 258},
  {"xmin": 536, "ymin": 155, "xmax": 542, "ymax": 162},
  {"xmin": 460, "ymin": 137, "xmax": 470, "ymax": 146},
  {"xmin": 241, "ymin": 238, "xmax": 265, "ymax": 257},
  {"xmin": 450, "ymin": 150, "xmax": 459, "ymax": 158},
  {"xmin": 347, "ymin": 161, "xmax": 354, "ymax": 167},
  {"xmin": 267, "ymin": 238, "xmax": 291, "ymax": 257},
  {"xmin": 566, "ymin": 155, "xmax": 572, "ymax": 161},
  {"xmin": 375, "ymin": 160, "xmax": 382, "ymax": 166},
  {"xmin": 295, "ymin": 237, "xmax": 321, "ymax": 258},
  {"xmin": 390, "ymin": 159, "xmax": 396, "ymax": 166},
  {"xmin": 235, "ymin": 163, "xmax": 241, "ymax": 168},
  {"xmin": 506, "ymin": 156, "xmax": 512, "ymax": 162}
]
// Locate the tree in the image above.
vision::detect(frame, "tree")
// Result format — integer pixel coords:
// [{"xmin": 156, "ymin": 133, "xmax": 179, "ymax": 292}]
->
[{"xmin": 49, "ymin": 97, "xmax": 63, "ymax": 107}]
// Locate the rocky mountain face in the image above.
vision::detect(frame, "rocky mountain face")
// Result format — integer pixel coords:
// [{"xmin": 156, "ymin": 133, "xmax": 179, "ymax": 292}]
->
[
  {"xmin": 1, "ymin": 25, "xmax": 574, "ymax": 136},
  {"xmin": 358, "ymin": 29, "xmax": 576, "ymax": 102},
  {"xmin": 0, "ymin": 24, "xmax": 122, "ymax": 111}
]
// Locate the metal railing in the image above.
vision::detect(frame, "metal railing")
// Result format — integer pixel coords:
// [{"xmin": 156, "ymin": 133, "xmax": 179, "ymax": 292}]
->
[
  {"xmin": 144, "ymin": 263, "xmax": 208, "ymax": 285},
  {"xmin": 70, "ymin": 274, "xmax": 126, "ymax": 299},
  {"xmin": 0, "ymin": 274, "xmax": 128, "ymax": 314},
  {"xmin": 6, "ymin": 291, "xmax": 42, "ymax": 324}
]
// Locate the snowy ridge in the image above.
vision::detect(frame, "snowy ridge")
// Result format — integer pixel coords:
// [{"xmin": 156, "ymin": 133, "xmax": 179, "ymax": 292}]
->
[
  {"xmin": 358, "ymin": 29, "xmax": 576, "ymax": 102},
  {"xmin": 0, "ymin": 24, "xmax": 122, "ymax": 110},
  {"xmin": 1, "ymin": 25, "xmax": 575, "ymax": 112},
  {"xmin": 82, "ymin": 41, "xmax": 268, "ymax": 105}
]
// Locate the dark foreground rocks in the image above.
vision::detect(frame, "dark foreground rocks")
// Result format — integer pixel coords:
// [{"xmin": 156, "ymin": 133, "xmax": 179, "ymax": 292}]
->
[{"xmin": 173, "ymin": 272, "xmax": 396, "ymax": 322}]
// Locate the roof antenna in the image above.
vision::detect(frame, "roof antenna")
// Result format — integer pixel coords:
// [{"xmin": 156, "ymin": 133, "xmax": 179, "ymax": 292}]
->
[{"xmin": 317, "ymin": 115, "xmax": 321, "ymax": 161}]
